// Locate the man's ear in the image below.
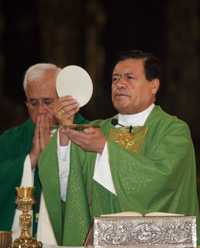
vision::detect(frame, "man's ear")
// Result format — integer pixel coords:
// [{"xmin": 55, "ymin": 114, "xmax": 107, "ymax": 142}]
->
[{"xmin": 151, "ymin": 79, "xmax": 160, "ymax": 95}]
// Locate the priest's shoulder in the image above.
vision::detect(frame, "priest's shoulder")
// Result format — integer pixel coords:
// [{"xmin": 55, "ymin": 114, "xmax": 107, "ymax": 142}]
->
[
  {"xmin": 0, "ymin": 118, "xmax": 34, "ymax": 140},
  {"xmin": 151, "ymin": 106, "xmax": 192, "ymax": 135}
]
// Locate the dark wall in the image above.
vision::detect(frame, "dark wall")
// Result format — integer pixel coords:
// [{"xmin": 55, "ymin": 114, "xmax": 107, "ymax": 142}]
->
[
  {"xmin": 0, "ymin": 0, "xmax": 199, "ymax": 193},
  {"xmin": 0, "ymin": 0, "xmax": 167, "ymax": 128},
  {"xmin": 102, "ymin": 0, "xmax": 167, "ymax": 107},
  {"xmin": 2, "ymin": 0, "xmax": 41, "ymax": 101}
]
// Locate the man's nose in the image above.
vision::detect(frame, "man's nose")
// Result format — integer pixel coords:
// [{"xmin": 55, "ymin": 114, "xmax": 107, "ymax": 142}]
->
[
  {"xmin": 37, "ymin": 103, "xmax": 47, "ymax": 114},
  {"xmin": 116, "ymin": 77, "xmax": 126, "ymax": 88}
]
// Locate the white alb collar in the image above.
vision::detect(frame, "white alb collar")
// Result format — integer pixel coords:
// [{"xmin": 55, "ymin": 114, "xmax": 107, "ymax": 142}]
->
[{"xmin": 117, "ymin": 104, "xmax": 155, "ymax": 127}]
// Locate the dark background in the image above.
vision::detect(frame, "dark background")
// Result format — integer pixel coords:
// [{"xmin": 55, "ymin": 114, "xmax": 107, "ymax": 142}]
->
[{"xmin": 0, "ymin": 0, "xmax": 199, "ymax": 188}]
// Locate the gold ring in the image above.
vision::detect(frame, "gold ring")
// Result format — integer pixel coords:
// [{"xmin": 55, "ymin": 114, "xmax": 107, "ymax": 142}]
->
[{"xmin": 58, "ymin": 110, "xmax": 65, "ymax": 118}]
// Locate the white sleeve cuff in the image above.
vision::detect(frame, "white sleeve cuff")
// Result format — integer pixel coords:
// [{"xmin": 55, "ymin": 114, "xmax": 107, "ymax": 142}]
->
[{"xmin": 93, "ymin": 143, "xmax": 116, "ymax": 195}]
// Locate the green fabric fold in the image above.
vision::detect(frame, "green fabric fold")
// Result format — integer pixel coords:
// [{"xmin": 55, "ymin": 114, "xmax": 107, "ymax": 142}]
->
[
  {"xmin": 38, "ymin": 133, "xmax": 91, "ymax": 246},
  {"xmin": 72, "ymin": 106, "xmax": 200, "ymax": 245}
]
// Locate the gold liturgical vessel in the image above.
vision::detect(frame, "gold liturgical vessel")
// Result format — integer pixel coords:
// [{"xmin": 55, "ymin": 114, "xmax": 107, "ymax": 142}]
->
[{"xmin": 12, "ymin": 187, "xmax": 42, "ymax": 248}]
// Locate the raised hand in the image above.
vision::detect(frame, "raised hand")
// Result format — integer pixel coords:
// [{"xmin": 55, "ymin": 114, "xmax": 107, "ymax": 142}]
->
[{"xmin": 53, "ymin": 96, "xmax": 80, "ymax": 126}]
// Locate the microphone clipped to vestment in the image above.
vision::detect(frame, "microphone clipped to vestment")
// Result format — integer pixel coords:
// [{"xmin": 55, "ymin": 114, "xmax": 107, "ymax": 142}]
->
[{"xmin": 111, "ymin": 118, "xmax": 133, "ymax": 133}]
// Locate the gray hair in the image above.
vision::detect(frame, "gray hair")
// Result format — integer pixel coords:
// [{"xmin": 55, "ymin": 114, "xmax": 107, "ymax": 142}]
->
[{"xmin": 23, "ymin": 63, "xmax": 61, "ymax": 91}]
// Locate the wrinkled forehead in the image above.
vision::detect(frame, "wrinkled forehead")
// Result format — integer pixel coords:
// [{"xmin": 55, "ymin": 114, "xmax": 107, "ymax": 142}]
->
[
  {"xmin": 27, "ymin": 69, "xmax": 58, "ymax": 84},
  {"xmin": 26, "ymin": 79, "xmax": 58, "ymax": 100}
]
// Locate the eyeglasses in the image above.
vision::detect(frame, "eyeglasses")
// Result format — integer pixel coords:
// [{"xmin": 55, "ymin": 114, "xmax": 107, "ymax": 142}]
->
[{"xmin": 26, "ymin": 98, "xmax": 55, "ymax": 109}]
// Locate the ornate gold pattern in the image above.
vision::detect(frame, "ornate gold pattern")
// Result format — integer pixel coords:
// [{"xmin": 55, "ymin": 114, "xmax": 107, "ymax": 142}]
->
[{"xmin": 108, "ymin": 126, "xmax": 148, "ymax": 154}]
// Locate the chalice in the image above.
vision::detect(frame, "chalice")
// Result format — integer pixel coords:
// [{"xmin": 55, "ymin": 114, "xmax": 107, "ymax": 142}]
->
[{"xmin": 12, "ymin": 187, "xmax": 42, "ymax": 248}]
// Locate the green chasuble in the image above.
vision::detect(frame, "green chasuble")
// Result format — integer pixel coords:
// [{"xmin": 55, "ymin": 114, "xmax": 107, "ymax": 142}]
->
[
  {"xmin": 70, "ymin": 105, "xmax": 200, "ymax": 245},
  {"xmin": 38, "ymin": 117, "xmax": 90, "ymax": 246},
  {"xmin": 0, "ymin": 119, "xmax": 35, "ymax": 230},
  {"xmin": 0, "ymin": 113, "xmax": 86, "ymax": 234}
]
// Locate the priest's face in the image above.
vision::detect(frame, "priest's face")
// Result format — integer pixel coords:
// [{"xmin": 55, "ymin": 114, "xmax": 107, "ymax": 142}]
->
[
  {"xmin": 25, "ymin": 69, "xmax": 58, "ymax": 125},
  {"xmin": 111, "ymin": 58, "xmax": 159, "ymax": 114}
]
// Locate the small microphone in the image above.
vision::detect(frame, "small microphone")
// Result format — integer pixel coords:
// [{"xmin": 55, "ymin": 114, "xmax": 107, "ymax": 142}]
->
[
  {"xmin": 111, "ymin": 118, "xmax": 120, "ymax": 126},
  {"xmin": 111, "ymin": 118, "xmax": 125, "ymax": 127},
  {"xmin": 111, "ymin": 118, "xmax": 133, "ymax": 133}
]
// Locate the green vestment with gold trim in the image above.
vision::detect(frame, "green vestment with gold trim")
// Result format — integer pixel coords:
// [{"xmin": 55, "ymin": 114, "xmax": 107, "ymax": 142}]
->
[
  {"xmin": 78, "ymin": 105, "xmax": 200, "ymax": 245},
  {"xmin": 39, "ymin": 105, "xmax": 200, "ymax": 245}
]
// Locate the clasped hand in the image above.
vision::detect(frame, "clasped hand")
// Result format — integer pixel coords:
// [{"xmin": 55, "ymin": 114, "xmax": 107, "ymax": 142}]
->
[
  {"xmin": 30, "ymin": 96, "xmax": 80, "ymax": 168},
  {"xmin": 30, "ymin": 114, "xmax": 51, "ymax": 168}
]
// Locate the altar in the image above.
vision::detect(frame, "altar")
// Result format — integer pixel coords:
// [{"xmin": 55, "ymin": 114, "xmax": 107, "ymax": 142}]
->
[
  {"xmin": 85, "ymin": 215, "xmax": 197, "ymax": 248},
  {"xmin": 43, "ymin": 246, "xmax": 83, "ymax": 248}
]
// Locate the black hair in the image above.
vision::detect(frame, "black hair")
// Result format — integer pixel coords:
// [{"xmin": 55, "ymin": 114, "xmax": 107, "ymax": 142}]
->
[{"xmin": 112, "ymin": 50, "xmax": 161, "ymax": 81}]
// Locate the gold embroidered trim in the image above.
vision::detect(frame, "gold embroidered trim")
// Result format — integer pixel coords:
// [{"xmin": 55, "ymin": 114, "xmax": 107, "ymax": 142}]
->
[{"xmin": 108, "ymin": 126, "xmax": 148, "ymax": 153}]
